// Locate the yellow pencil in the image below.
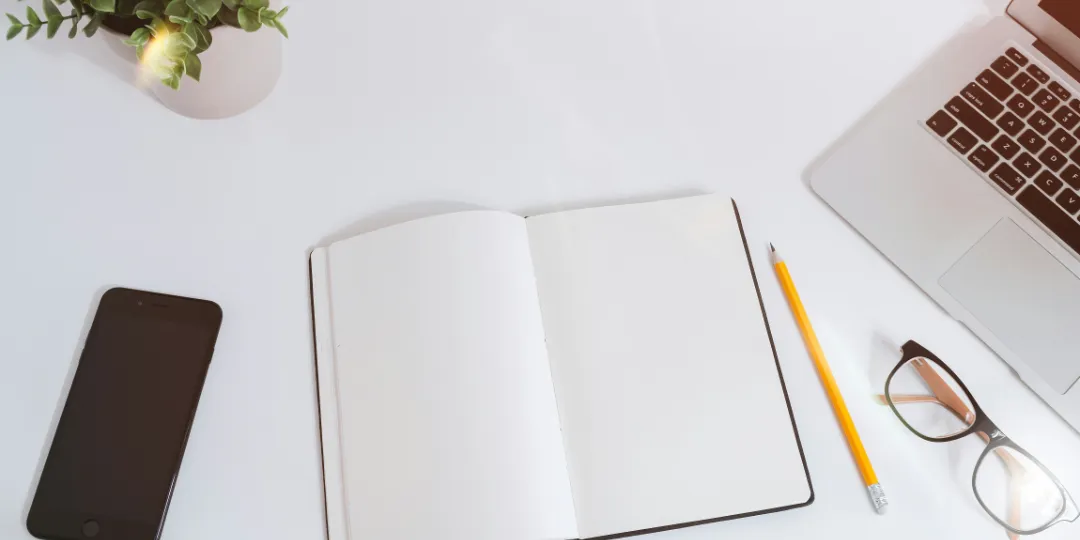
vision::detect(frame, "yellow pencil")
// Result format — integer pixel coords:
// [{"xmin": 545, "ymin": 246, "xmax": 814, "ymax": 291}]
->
[{"xmin": 771, "ymin": 244, "xmax": 888, "ymax": 515}]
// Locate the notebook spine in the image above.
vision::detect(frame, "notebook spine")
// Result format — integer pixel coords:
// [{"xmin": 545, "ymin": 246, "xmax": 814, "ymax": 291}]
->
[{"xmin": 310, "ymin": 248, "xmax": 350, "ymax": 540}]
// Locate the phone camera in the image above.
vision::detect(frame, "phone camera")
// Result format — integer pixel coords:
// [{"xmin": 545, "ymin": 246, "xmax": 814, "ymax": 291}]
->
[
  {"xmin": 82, "ymin": 520, "xmax": 99, "ymax": 538},
  {"xmin": 137, "ymin": 301, "xmax": 144, "ymax": 307}
]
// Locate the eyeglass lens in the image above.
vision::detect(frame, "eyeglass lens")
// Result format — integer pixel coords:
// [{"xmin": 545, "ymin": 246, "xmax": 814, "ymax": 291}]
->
[{"xmin": 886, "ymin": 357, "xmax": 975, "ymax": 440}]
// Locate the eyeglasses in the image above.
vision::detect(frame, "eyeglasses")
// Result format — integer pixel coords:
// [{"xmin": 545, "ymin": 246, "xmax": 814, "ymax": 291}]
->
[{"xmin": 881, "ymin": 340, "xmax": 1079, "ymax": 537}]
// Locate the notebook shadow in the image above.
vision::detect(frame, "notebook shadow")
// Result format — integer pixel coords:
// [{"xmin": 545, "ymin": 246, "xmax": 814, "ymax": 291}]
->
[
  {"xmin": 20, "ymin": 287, "xmax": 114, "ymax": 527},
  {"xmin": 518, "ymin": 188, "xmax": 708, "ymax": 218},
  {"xmin": 312, "ymin": 201, "xmax": 491, "ymax": 249}
]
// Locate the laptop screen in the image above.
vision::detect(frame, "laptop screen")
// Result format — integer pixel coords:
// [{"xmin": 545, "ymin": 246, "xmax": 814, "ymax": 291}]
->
[{"xmin": 1041, "ymin": 0, "xmax": 1080, "ymax": 36}]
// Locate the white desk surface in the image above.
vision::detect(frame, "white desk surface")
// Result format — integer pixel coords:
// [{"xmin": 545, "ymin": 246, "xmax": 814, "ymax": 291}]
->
[{"xmin": 3, "ymin": 0, "xmax": 1079, "ymax": 539}]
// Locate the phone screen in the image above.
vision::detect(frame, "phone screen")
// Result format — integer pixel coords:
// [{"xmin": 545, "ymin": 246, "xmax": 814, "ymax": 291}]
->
[{"xmin": 27, "ymin": 288, "xmax": 222, "ymax": 540}]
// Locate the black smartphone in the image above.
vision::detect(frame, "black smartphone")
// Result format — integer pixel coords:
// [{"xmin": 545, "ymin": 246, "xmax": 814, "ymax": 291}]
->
[{"xmin": 27, "ymin": 287, "xmax": 222, "ymax": 540}]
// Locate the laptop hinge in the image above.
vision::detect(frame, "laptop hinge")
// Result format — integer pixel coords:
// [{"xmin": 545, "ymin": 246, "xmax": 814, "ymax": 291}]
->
[{"xmin": 1034, "ymin": 39, "xmax": 1080, "ymax": 86}]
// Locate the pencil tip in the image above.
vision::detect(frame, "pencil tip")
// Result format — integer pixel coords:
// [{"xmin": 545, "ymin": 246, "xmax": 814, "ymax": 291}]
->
[{"xmin": 769, "ymin": 243, "xmax": 775, "ymax": 252}]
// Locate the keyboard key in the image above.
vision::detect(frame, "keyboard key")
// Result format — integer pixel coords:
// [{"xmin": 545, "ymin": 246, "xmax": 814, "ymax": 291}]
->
[
  {"xmin": 927, "ymin": 110, "xmax": 957, "ymax": 137},
  {"xmin": 1007, "ymin": 47, "xmax": 1029, "ymax": 66},
  {"xmin": 1071, "ymin": 146, "xmax": 1080, "ymax": 165},
  {"xmin": 992, "ymin": 135, "xmax": 1021, "ymax": 159},
  {"xmin": 948, "ymin": 127, "xmax": 978, "ymax": 153},
  {"xmin": 1049, "ymin": 128, "xmax": 1077, "ymax": 152},
  {"xmin": 1072, "ymin": 99, "xmax": 1080, "ymax": 114},
  {"xmin": 1019, "ymin": 129, "xmax": 1047, "ymax": 153},
  {"xmin": 1050, "ymin": 81, "xmax": 1072, "ymax": 101},
  {"xmin": 1034, "ymin": 89, "xmax": 1061, "ymax": 112},
  {"xmin": 1012, "ymin": 72, "xmax": 1039, "ymax": 95},
  {"xmin": 1015, "ymin": 152, "xmax": 1042, "ymax": 177},
  {"xmin": 1062, "ymin": 164, "xmax": 1080, "ymax": 189},
  {"xmin": 1008, "ymin": 94, "xmax": 1036, "ymax": 118},
  {"xmin": 992, "ymin": 56, "xmax": 1020, "ymax": 78},
  {"xmin": 947, "ymin": 97, "xmax": 1000, "ymax": 141},
  {"xmin": 977, "ymin": 69, "xmax": 1014, "ymax": 101},
  {"xmin": 1035, "ymin": 170, "xmax": 1064, "ymax": 195},
  {"xmin": 997, "ymin": 111, "xmax": 1024, "ymax": 135},
  {"xmin": 1058, "ymin": 188, "xmax": 1080, "ymax": 214},
  {"xmin": 1040, "ymin": 147, "xmax": 1068, "ymax": 171},
  {"xmin": 1029, "ymin": 111, "xmax": 1056, "ymax": 135},
  {"xmin": 1028, "ymin": 64, "xmax": 1051, "ymax": 84},
  {"xmin": 1017, "ymin": 186, "xmax": 1080, "ymax": 253},
  {"xmin": 962, "ymin": 83, "xmax": 1005, "ymax": 118},
  {"xmin": 969, "ymin": 145, "xmax": 1000, "ymax": 172},
  {"xmin": 990, "ymin": 163, "xmax": 1026, "ymax": 194},
  {"xmin": 1053, "ymin": 106, "xmax": 1080, "ymax": 130}
]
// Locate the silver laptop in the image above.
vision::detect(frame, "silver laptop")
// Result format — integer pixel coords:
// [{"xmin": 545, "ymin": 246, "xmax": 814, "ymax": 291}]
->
[{"xmin": 809, "ymin": 0, "xmax": 1080, "ymax": 430}]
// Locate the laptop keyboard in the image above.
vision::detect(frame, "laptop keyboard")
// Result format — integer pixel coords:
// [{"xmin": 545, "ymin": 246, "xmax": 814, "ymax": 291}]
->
[{"xmin": 926, "ymin": 46, "xmax": 1080, "ymax": 255}]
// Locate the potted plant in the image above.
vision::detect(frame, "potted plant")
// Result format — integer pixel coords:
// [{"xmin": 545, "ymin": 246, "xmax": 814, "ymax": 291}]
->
[{"xmin": 6, "ymin": 0, "xmax": 290, "ymax": 118}]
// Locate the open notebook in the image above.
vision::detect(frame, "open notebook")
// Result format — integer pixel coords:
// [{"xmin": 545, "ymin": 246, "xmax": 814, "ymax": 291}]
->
[{"xmin": 309, "ymin": 194, "xmax": 813, "ymax": 540}]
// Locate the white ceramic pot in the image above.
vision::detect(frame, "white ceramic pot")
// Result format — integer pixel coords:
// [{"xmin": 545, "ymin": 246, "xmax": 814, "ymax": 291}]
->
[
  {"xmin": 100, "ymin": 26, "xmax": 137, "ymax": 64},
  {"xmin": 151, "ymin": 24, "xmax": 283, "ymax": 119},
  {"xmin": 99, "ymin": 22, "xmax": 282, "ymax": 119}
]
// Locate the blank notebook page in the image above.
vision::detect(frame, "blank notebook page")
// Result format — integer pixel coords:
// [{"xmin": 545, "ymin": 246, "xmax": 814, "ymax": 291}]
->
[
  {"xmin": 527, "ymin": 195, "xmax": 811, "ymax": 539},
  {"xmin": 323, "ymin": 211, "xmax": 577, "ymax": 540}
]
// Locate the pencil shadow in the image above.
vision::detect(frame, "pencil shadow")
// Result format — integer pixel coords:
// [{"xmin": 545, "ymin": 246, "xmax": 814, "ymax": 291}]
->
[{"xmin": 21, "ymin": 286, "xmax": 113, "ymax": 526}]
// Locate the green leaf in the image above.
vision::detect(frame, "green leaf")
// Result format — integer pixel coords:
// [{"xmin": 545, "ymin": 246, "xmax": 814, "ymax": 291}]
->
[
  {"xmin": 6, "ymin": 14, "xmax": 21, "ymax": 26},
  {"xmin": 184, "ymin": 51, "xmax": 201, "ymax": 81},
  {"xmin": 88, "ymin": 0, "xmax": 116, "ymax": 13},
  {"xmin": 69, "ymin": 0, "xmax": 83, "ymax": 16},
  {"xmin": 82, "ymin": 12, "xmax": 103, "ymax": 36},
  {"xmin": 275, "ymin": 6, "xmax": 287, "ymax": 19},
  {"xmin": 164, "ymin": 0, "xmax": 188, "ymax": 17},
  {"xmin": 186, "ymin": 0, "xmax": 220, "ymax": 18},
  {"xmin": 68, "ymin": 16, "xmax": 78, "ymax": 38},
  {"xmin": 25, "ymin": 23, "xmax": 40, "ymax": 38},
  {"xmin": 215, "ymin": 6, "xmax": 237, "ymax": 26},
  {"xmin": 242, "ymin": 0, "xmax": 267, "ymax": 9},
  {"xmin": 135, "ymin": 42, "xmax": 144, "ymax": 58},
  {"xmin": 26, "ymin": 7, "xmax": 42, "ymax": 26},
  {"xmin": 134, "ymin": 0, "xmax": 161, "ymax": 19},
  {"xmin": 148, "ymin": 17, "xmax": 167, "ymax": 36},
  {"xmin": 164, "ymin": 34, "xmax": 192, "ymax": 57},
  {"xmin": 46, "ymin": 17, "xmax": 61, "ymax": 37},
  {"xmin": 192, "ymin": 22, "xmax": 209, "ymax": 51},
  {"xmin": 133, "ymin": 0, "xmax": 159, "ymax": 17},
  {"xmin": 162, "ymin": 72, "xmax": 180, "ymax": 89},
  {"xmin": 221, "ymin": 0, "xmax": 238, "ymax": 9},
  {"xmin": 236, "ymin": 6, "xmax": 258, "ymax": 31},
  {"xmin": 6, "ymin": 24, "xmax": 22, "ymax": 40},
  {"xmin": 43, "ymin": 0, "xmax": 62, "ymax": 20},
  {"xmin": 123, "ymin": 26, "xmax": 149, "ymax": 45},
  {"xmin": 272, "ymin": 18, "xmax": 286, "ymax": 38},
  {"xmin": 176, "ymin": 29, "xmax": 195, "ymax": 48},
  {"xmin": 168, "ymin": 15, "xmax": 191, "ymax": 24}
]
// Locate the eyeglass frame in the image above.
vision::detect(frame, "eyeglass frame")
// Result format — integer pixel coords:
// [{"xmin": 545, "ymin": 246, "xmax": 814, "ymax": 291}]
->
[{"xmin": 883, "ymin": 340, "xmax": 1079, "ymax": 536}]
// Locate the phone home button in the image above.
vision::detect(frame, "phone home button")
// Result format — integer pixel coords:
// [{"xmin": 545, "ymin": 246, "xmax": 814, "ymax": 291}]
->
[{"xmin": 81, "ymin": 520, "xmax": 99, "ymax": 538}]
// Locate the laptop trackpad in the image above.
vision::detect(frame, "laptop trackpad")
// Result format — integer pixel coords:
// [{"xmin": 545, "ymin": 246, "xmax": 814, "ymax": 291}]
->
[{"xmin": 940, "ymin": 219, "xmax": 1080, "ymax": 394}]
